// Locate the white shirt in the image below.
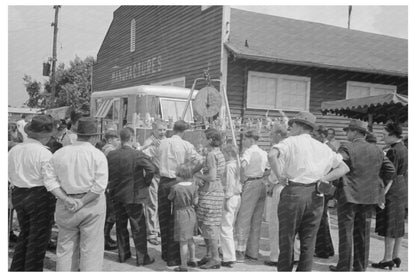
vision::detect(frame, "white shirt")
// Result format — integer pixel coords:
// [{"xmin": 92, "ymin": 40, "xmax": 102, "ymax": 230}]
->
[
  {"xmin": 223, "ymin": 160, "xmax": 242, "ymax": 198},
  {"xmin": 157, "ymin": 135, "xmax": 202, "ymax": 178},
  {"xmin": 8, "ymin": 138, "xmax": 55, "ymax": 190},
  {"xmin": 45, "ymin": 141, "xmax": 108, "ymax": 194},
  {"xmin": 273, "ymin": 134, "xmax": 343, "ymax": 184},
  {"xmin": 241, "ymin": 144, "xmax": 268, "ymax": 178}
]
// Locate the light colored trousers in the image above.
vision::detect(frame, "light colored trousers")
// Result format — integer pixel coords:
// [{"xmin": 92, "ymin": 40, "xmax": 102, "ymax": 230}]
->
[
  {"xmin": 235, "ymin": 179, "xmax": 266, "ymax": 258},
  {"xmin": 220, "ymin": 194, "xmax": 241, "ymax": 262},
  {"xmin": 145, "ymin": 175, "xmax": 160, "ymax": 239},
  {"xmin": 55, "ymin": 194, "xmax": 106, "ymax": 271},
  {"xmin": 268, "ymin": 184, "xmax": 301, "ymax": 262}
]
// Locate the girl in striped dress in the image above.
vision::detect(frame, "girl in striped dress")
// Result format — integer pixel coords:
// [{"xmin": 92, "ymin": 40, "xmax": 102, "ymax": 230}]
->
[{"xmin": 195, "ymin": 128, "xmax": 225, "ymax": 269}]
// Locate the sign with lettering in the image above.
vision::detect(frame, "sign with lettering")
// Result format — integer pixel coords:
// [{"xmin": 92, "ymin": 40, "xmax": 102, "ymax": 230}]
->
[{"xmin": 111, "ymin": 55, "xmax": 162, "ymax": 83}]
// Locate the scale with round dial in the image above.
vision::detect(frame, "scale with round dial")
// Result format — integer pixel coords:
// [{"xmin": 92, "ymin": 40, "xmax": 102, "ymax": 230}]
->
[{"xmin": 193, "ymin": 86, "xmax": 222, "ymax": 118}]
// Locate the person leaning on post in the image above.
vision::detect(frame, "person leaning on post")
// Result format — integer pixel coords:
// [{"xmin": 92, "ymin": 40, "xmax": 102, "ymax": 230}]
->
[{"xmin": 269, "ymin": 111, "xmax": 350, "ymax": 272}]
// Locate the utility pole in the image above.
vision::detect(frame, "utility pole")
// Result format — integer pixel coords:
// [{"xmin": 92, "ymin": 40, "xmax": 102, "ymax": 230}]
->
[
  {"xmin": 50, "ymin": 5, "xmax": 61, "ymax": 107},
  {"xmin": 348, "ymin": 5, "xmax": 352, "ymax": 29}
]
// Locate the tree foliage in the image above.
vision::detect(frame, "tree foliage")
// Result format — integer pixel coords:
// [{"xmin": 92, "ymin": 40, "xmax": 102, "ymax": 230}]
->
[{"xmin": 23, "ymin": 55, "xmax": 94, "ymax": 114}]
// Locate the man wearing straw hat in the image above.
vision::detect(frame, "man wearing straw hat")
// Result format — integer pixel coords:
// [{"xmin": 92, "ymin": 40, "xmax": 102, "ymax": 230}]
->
[
  {"xmin": 269, "ymin": 111, "xmax": 350, "ymax": 271},
  {"xmin": 47, "ymin": 117, "xmax": 108, "ymax": 271},
  {"xmin": 329, "ymin": 119, "xmax": 395, "ymax": 272},
  {"xmin": 8, "ymin": 115, "xmax": 75, "ymax": 271}
]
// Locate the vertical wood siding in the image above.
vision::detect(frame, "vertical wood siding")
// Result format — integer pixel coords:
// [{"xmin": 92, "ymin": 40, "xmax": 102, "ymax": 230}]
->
[
  {"xmin": 94, "ymin": 6, "xmax": 223, "ymax": 92},
  {"xmin": 226, "ymin": 58, "xmax": 408, "ymax": 150}
]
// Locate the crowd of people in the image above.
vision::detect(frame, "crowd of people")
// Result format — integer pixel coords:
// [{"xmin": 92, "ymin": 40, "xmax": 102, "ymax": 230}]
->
[{"xmin": 7, "ymin": 110, "xmax": 407, "ymax": 272}]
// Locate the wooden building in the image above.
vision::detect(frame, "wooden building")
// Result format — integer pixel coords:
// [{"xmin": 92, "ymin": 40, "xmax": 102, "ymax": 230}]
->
[{"xmin": 93, "ymin": 6, "xmax": 407, "ymax": 147}]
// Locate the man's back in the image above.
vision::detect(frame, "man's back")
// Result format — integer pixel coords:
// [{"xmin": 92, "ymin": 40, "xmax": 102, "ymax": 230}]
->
[
  {"xmin": 339, "ymin": 138, "xmax": 393, "ymax": 204},
  {"xmin": 107, "ymin": 145, "xmax": 155, "ymax": 204},
  {"xmin": 158, "ymin": 135, "xmax": 199, "ymax": 178},
  {"xmin": 51, "ymin": 141, "xmax": 108, "ymax": 195}
]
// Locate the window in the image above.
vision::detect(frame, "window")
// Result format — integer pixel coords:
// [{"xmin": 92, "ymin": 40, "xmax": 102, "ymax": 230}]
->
[
  {"xmin": 130, "ymin": 19, "xmax": 136, "ymax": 52},
  {"xmin": 346, "ymin": 81, "xmax": 397, "ymax": 99},
  {"xmin": 247, "ymin": 71, "xmax": 310, "ymax": 111},
  {"xmin": 152, "ymin": 77, "xmax": 185, "ymax": 87},
  {"xmin": 160, "ymin": 98, "xmax": 193, "ymax": 122}
]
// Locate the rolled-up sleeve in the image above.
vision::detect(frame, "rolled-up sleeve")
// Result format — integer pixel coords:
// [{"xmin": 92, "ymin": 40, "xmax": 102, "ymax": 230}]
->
[
  {"xmin": 90, "ymin": 154, "xmax": 109, "ymax": 194},
  {"xmin": 330, "ymin": 151, "xmax": 343, "ymax": 169},
  {"xmin": 42, "ymin": 160, "xmax": 61, "ymax": 191},
  {"xmin": 40, "ymin": 149, "xmax": 61, "ymax": 192}
]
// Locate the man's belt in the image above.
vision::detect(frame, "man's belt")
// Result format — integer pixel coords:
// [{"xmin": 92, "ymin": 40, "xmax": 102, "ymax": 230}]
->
[
  {"xmin": 288, "ymin": 181, "xmax": 317, "ymax": 187},
  {"xmin": 67, "ymin": 192, "xmax": 87, "ymax": 198},
  {"xmin": 245, "ymin": 176, "xmax": 263, "ymax": 182}
]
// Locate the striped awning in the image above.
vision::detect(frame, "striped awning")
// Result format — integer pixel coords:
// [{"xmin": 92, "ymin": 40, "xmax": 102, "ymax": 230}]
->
[
  {"xmin": 95, "ymin": 99, "xmax": 114, "ymax": 118},
  {"xmin": 321, "ymin": 93, "xmax": 408, "ymax": 124}
]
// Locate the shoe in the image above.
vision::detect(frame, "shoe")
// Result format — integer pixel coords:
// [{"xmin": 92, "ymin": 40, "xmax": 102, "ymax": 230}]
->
[
  {"xmin": 9, "ymin": 232, "xmax": 18, "ymax": 243},
  {"xmin": 147, "ymin": 238, "xmax": 160, "ymax": 245},
  {"xmin": 221, "ymin": 261, "xmax": 234, "ymax": 268},
  {"xmin": 264, "ymin": 260, "xmax": 278, "ymax": 267},
  {"xmin": 167, "ymin": 260, "xmax": 181, "ymax": 267},
  {"xmin": 174, "ymin": 266, "xmax": 188, "ymax": 272},
  {"xmin": 329, "ymin": 265, "xmax": 347, "ymax": 272},
  {"xmin": 200, "ymin": 260, "xmax": 221, "ymax": 269},
  {"xmin": 371, "ymin": 260, "xmax": 394, "ymax": 270},
  {"xmin": 197, "ymin": 256, "xmax": 210, "ymax": 266},
  {"xmin": 187, "ymin": 261, "xmax": 198, "ymax": 267},
  {"xmin": 137, "ymin": 255, "xmax": 155, "ymax": 266},
  {"xmin": 245, "ymin": 254, "xmax": 258, "ymax": 261},
  {"xmin": 393, "ymin": 257, "xmax": 401, "ymax": 268},
  {"xmin": 235, "ymin": 251, "xmax": 245, "ymax": 263}
]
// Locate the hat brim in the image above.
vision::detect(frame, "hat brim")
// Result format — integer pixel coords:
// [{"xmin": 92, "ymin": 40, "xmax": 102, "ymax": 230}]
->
[
  {"xmin": 24, "ymin": 123, "xmax": 55, "ymax": 138},
  {"xmin": 288, "ymin": 118, "xmax": 316, "ymax": 130},
  {"xmin": 76, "ymin": 132, "xmax": 102, "ymax": 136},
  {"xmin": 343, "ymin": 126, "xmax": 369, "ymax": 133}
]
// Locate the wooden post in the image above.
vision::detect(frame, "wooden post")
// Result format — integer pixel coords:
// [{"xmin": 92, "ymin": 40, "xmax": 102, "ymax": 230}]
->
[
  {"xmin": 222, "ymin": 84, "xmax": 240, "ymax": 168},
  {"xmin": 50, "ymin": 5, "xmax": 60, "ymax": 107}
]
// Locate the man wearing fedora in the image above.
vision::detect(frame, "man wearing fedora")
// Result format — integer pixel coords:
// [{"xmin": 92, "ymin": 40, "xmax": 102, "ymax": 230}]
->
[
  {"xmin": 268, "ymin": 111, "xmax": 350, "ymax": 271},
  {"xmin": 8, "ymin": 115, "xmax": 77, "ymax": 271},
  {"xmin": 47, "ymin": 117, "xmax": 109, "ymax": 271},
  {"xmin": 329, "ymin": 119, "xmax": 396, "ymax": 272},
  {"xmin": 234, "ymin": 130, "xmax": 268, "ymax": 263}
]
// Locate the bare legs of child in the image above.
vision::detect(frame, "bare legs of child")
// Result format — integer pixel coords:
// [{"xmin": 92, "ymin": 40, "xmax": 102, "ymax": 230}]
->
[{"xmin": 175, "ymin": 238, "xmax": 197, "ymax": 271}]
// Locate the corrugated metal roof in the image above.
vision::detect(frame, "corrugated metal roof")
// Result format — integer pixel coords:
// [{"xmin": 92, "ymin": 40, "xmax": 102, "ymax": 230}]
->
[
  {"xmin": 227, "ymin": 9, "xmax": 407, "ymax": 76},
  {"xmin": 8, "ymin": 107, "xmax": 41, "ymax": 114}
]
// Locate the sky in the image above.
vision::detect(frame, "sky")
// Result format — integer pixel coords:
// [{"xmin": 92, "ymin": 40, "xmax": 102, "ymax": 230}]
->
[{"xmin": 7, "ymin": 4, "xmax": 408, "ymax": 107}]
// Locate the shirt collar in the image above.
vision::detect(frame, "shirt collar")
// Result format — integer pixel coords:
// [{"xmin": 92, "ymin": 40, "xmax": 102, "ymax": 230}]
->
[{"xmin": 25, "ymin": 138, "xmax": 44, "ymax": 146}]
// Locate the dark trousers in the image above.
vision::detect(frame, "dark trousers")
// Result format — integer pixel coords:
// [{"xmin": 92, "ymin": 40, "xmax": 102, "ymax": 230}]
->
[
  {"xmin": 105, "ymin": 191, "xmax": 116, "ymax": 224},
  {"xmin": 114, "ymin": 201, "xmax": 148, "ymax": 263},
  {"xmin": 158, "ymin": 177, "xmax": 180, "ymax": 264},
  {"xmin": 278, "ymin": 184, "xmax": 324, "ymax": 271},
  {"xmin": 315, "ymin": 195, "xmax": 335, "ymax": 258},
  {"xmin": 336, "ymin": 194, "xmax": 374, "ymax": 271},
  {"xmin": 10, "ymin": 187, "xmax": 56, "ymax": 271}
]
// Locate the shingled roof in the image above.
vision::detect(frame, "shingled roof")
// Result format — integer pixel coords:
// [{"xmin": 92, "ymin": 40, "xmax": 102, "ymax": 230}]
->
[{"xmin": 225, "ymin": 9, "xmax": 407, "ymax": 76}]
